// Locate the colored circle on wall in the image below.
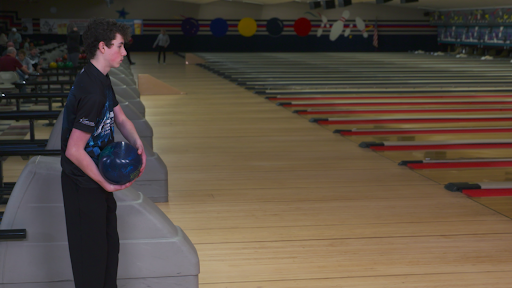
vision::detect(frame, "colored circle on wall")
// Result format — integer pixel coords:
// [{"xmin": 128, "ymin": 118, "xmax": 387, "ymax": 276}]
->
[
  {"xmin": 181, "ymin": 18, "xmax": 200, "ymax": 36},
  {"xmin": 266, "ymin": 18, "xmax": 284, "ymax": 37},
  {"xmin": 238, "ymin": 18, "xmax": 257, "ymax": 37},
  {"xmin": 210, "ymin": 18, "xmax": 229, "ymax": 37},
  {"xmin": 294, "ymin": 17, "xmax": 312, "ymax": 37}
]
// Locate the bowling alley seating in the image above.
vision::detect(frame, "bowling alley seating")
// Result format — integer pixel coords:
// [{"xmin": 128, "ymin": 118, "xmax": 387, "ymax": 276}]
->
[
  {"xmin": 0, "ymin": 156, "xmax": 199, "ymax": 287},
  {"xmin": 0, "ymin": 111, "xmax": 62, "ymax": 204},
  {"xmin": 2, "ymin": 51, "xmax": 167, "ymax": 203},
  {"xmin": 0, "ymin": 72, "xmax": 20, "ymax": 93}
]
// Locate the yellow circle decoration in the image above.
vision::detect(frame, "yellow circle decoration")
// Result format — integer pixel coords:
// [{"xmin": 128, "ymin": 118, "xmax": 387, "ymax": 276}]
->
[{"xmin": 238, "ymin": 18, "xmax": 257, "ymax": 37}]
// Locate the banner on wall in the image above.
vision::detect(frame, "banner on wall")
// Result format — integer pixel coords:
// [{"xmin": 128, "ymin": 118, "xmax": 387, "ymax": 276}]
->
[
  {"xmin": 116, "ymin": 19, "xmax": 143, "ymax": 35},
  {"xmin": 431, "ymin": 8, "xmax": 512, "ymax": 26},
  {"xmin": 438, "ymin": 26, "xmax": 512, "ymax": 46},
  {"xmin": 40, "ymin": 19, "xmax": 90, "ymax": 34},
  {"xmin": 21, "ymin": 18, "xmax": 33, "ymax": 34},
  {"xmin": 40, "ymin": 19, "xmax": 68, "ymax": 34}
]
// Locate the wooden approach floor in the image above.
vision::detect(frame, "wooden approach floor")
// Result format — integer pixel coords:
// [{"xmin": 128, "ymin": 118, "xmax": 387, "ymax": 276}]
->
[{"xmin": 5, "ymin": 52, "xmax": 512, "ymax": 287}]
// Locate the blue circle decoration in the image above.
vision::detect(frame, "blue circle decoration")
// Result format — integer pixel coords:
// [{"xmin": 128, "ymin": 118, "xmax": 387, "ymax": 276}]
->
[
  {"xmin": 181, "ymin": 18, "xmax": 200, "ymax": 36},
  {"xmin": 266, "ymin": 18, "xmax": 284, "ymax": 37},
  {"xmin": 210, "ymin": 18, "xmax": 228, "ymax": 37}
]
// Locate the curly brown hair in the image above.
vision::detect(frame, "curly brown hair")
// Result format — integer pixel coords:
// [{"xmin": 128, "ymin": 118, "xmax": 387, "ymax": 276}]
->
[{"xmin": 82, "ymin": 18, "xmax": 131, "ymax": 60}]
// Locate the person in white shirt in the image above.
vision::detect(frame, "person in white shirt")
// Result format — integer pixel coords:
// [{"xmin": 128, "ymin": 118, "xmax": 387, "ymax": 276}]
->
[
  {"xmin": 7, "ymin": 28, "xmax": 22, "ymax": 49},
  {"xmin": 153, "ymin": 29, "xmax": 170, "ymax": 64},
  {"xmin": 17, "ymin": 49, "xmax": 33, "ymax": 73}
]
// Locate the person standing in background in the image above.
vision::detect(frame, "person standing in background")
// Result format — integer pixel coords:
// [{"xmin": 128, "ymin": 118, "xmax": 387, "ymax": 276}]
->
[
  {"xmin": 8, "ymin": 28, "xmax": 22, "ymax": 49},
  {"xmin": 125, "ymin": 36, "xmax": 135, "ymax": 65},
  {"xmin": 153, "ymin": 29, "xmax": 170, "ymax": 64},
  {"xmin": 0, "ymin": 30, "xmax": 7, "ymax": 55},
  {"xmin": 67, "ymin": 23, "xmax": 81, "ymax": 67},
  {"xmin": 23, "ymin": 38, "xmax": 30, "ymax": 53}
]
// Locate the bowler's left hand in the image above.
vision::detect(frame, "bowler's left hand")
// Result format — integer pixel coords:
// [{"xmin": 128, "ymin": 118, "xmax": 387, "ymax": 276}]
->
[{"xmin": 134, "ymin": 140, "xmax": 146, "ymax": 178}]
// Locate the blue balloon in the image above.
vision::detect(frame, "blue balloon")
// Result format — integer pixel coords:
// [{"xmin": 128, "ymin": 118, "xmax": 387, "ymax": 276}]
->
[
  {"xmin": 181, "ymin": 18, "xmax": 200, "ymax": 36},
  {"xmin": 210, "ymin": 18, "xmax": 228, "ymax": 37},
  {"xmin": 98, "ymin": 142, "xmax": 142, "ymax": 185}
]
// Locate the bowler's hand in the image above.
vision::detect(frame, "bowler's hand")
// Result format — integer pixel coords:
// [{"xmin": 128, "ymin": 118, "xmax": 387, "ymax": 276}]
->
[
  {"xmin": 102, "ymin": 181, "xmax": 133, "ymax": 193},
  {"xmin": 134, "ymin": 140, "xmax": 146, "ymax": 178}
]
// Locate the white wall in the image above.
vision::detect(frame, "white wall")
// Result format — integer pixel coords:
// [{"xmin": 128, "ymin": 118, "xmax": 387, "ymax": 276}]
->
[{"xmin": 197, "ymin": 1, "xmax": 262, "ymax": 19}]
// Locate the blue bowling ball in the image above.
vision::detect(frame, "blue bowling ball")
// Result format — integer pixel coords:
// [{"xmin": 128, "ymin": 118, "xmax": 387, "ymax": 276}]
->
[{"xmin": 98, "ymin": 142, "xmax": 142, "ymax": 185}]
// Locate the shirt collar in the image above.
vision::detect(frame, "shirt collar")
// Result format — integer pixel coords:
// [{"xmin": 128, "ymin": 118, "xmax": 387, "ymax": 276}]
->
[{"xmin": 86, "ymin": 62, "xmax": 111, "ymax": 86}]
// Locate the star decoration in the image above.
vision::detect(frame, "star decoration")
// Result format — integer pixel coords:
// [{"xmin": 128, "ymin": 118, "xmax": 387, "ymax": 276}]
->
[{"xmin": 116, "ymin": 8, "xmax": 129, "ymax": 19}]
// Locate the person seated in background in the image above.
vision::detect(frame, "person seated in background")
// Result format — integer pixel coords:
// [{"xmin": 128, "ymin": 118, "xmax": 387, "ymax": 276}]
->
[
  {"xmin": 0, "ymin": 47, "xmax": 29, "ymax": 74},
  {"xmin": 0, "ymin": 47, "xmax": 30, "ymax": 92},
  {"xmin": 27, "ymin": 47, "xmax": 43, "ymax": 73},
  {"xmin": 1, "ymin": 42, "xmax": 14, "ymax": 56},
  {"xmin": 17, "ymin": 49, "xmax": 33, "ymax": 73}
]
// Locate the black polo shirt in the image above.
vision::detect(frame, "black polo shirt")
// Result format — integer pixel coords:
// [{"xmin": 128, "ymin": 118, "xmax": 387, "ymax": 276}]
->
[{"xmin": 61, "ymin": 63, "xmax": 119, "ymax": 188}]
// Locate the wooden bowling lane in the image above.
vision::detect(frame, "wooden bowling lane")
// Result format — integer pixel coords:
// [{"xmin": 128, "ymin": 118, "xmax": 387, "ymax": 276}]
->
[
  {"xmin": 268, "ymin": 94, "xmax": 512, "ymax": 104},
  {"xmin": 256, "ymin": 87, "xmax": 512, "ymax": 95},
  {"xmin": 413, "ymin": 167, "xmax": 512, "ymax": 186},
  {"xmin": 374, "ymin": 149, "xmax": 512, "ymax": 163},
  {"xmin": 296, "ymin": 108, "xmax": 512, "ymax": 120},
  {"xmin": 242, "ymin": 79, "xmax": 512, "ymax": 88},
  {"xmin": 280, "ymin": 102, "xmax": 512, "ymax": 112},
  {"xmin": 234, "ymin": 75, "xmax": 512, "ymax": 81},
  {"xmin": 130, "ymin": 53, "xmax": 512, "ymax": 287},
  {"xmin": 342, "ymin": 132, "xmax": 512, "ymax": 145},
  {"xmin": 319, "ymin": 121, "xmax": 512, "ymax": 132},
  {"xmin": 473, "ymin": 197, "xmax": 512, "ymax": 219},
  {"xmin": 312, "ymin": 115, "xmax": 512, "ymax": 125}
]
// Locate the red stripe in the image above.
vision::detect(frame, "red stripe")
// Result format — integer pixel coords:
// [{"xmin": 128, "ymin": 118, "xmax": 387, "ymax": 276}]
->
[
  {"xmin": 283, "ymin": 101, "xmax": 512, "ymax": 107},
  {"xmin": 340, "ymin": 128, "xmax": 512, "ymax": 136},
  {"xmin": 317, "ymin": 118, "xmax": 512, "ymax": 125},
  {"xmin": 299, "ymin": 108, "xmax": 512, "ymax": 115},
  {"xmin": 408, "ymin": 161, "xmax": 512, "ymax": 169},
  {"xmin": 463, "ymin": 189, "xmax": 512, "ymax": 197},
  {"xmin": 371, "ymin": 143, "xmax": 512, "ymax": 151},
  {"xmin": 271, "ymin": 95, "xmax": 512, "ymax": 101}
]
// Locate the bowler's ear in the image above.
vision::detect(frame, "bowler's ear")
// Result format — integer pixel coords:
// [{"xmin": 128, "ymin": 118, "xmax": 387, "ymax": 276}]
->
[{"xmin": 98, "ymin": 41, "xmax": 106, "ymax": 54}]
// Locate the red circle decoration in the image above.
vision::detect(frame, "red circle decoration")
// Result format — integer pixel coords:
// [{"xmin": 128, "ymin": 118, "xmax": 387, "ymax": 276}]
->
[{"xmin": 294, "ymin": 17, "xmax": 312, "ymax": 37}]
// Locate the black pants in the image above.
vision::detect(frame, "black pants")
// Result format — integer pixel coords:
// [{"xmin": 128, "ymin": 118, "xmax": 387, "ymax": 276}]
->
[
  {"xmin": 61, "ymin": 172, "xmax": 119, "ymax": 288},
  {"xmin": 157, "ymin": 45, "xmax": 166, "ymax": 63}
]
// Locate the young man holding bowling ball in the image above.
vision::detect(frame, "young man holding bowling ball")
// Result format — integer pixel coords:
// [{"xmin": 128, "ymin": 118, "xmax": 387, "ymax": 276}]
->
[{"xmin": 60, "ymin": 18, "xmax": 146, "ymax": 288}]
